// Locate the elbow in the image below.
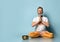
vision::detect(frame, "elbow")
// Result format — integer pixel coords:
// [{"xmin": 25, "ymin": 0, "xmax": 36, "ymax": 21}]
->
[
  {"xmin": 32, "ymin": 24, "xmax": 34, "ymax": 27},
  {"xmin": 32, "ymin": 22, "xmax": 37, "ymax": 27},
  {"xmin": 47, "ymin": 25, "xmax": 49, "ymax": 27},
  {"xmin": 46, "ymin": 24, "xmax": 49, "ymax": 27},
  {"xmin": 46, "ymin": 23, "xmax": 49, "ymax": 27}
]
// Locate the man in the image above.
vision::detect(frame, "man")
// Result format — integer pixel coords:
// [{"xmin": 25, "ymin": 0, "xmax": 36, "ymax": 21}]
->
[{"xmin": 29, "ymin": 7, "xmax": 53, "ymax": 38}]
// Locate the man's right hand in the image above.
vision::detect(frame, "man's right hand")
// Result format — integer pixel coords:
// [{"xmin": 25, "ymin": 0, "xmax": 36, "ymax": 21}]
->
[{"xmin": 32, "ymin": 17, "xmax": 42, "ymax": 27}]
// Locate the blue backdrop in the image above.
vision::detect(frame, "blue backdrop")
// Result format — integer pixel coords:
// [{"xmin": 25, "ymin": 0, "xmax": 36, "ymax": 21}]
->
[{"xmin": 0, "ymin": 0, "xmax": 60, "ymax": 42}]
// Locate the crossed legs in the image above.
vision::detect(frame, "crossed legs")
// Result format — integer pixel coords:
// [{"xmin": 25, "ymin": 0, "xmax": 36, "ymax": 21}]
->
[{"xmin": 29, "ymin": 31, "xmax": 53, "ymax": 38}]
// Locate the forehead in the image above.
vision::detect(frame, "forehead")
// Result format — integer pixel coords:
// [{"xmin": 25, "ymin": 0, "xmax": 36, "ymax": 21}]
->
[{"xmin": 38, "ymin": 8, "xmax": 42, "ymax": 10}]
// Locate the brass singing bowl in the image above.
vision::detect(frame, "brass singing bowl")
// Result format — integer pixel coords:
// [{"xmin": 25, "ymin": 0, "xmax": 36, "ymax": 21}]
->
[{"xmin": 22, "ymin": 35, "xmax": 29, "ymax": 40}]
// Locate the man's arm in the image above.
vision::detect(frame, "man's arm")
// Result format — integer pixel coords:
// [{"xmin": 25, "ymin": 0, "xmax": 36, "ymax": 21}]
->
[
  {"xmin": 32, "ymin": 22, "xmax": 39, "ymax": 27},
  {"xmin": 42, "ymin": 17, "xmax": 49, "ymax": 27},
  {"xmin": 32, "ymin": 16, "xmax": 42, "ymax": 27},
  {"xmin": 42, "ymin": 21, "xmax": 49, "ymax": 27}
]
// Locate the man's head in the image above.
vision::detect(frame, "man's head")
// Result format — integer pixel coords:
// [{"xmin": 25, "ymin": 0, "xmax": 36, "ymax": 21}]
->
[{"xmin": 37, "ymin": 7, "xmax": 43, "ymax": 15}]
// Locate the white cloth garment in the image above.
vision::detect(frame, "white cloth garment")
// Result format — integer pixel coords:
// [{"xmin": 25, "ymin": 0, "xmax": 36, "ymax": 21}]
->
[{"xmin": 32, "ymin": 16, "xmax": 48, "ymax": 32}]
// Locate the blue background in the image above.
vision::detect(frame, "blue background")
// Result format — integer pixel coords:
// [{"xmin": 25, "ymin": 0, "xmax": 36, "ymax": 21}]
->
[{"xmin": 0, "ymin": 0, "xmax": 60, "ymax": 42}]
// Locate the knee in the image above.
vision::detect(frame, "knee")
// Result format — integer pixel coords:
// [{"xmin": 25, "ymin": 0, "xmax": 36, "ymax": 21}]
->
[
  {"xmin": 28, "ymin": 31, "xmax": 40, "ymax": 38},
  {"xmin": 28, "ymin": 32, "xmax": 35, "ymax": 37},
  {"xmin": 41, "ymin": 32, "xmax": 54, "ymax": 38}
]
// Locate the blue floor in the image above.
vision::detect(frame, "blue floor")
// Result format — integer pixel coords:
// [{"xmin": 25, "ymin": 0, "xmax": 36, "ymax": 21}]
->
[
  {"xmin": 18, "ymin": 35, "xmax": 60, "ymax": 42},
  {"xmin": 21, "ymin": 37, "xmax": 60, "ymax": 42}
]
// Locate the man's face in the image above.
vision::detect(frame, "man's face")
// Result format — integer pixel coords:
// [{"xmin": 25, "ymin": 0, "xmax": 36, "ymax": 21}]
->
[{"xmin": 37, "ymin": 8, "xmax": 43, "ymax": 14}]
